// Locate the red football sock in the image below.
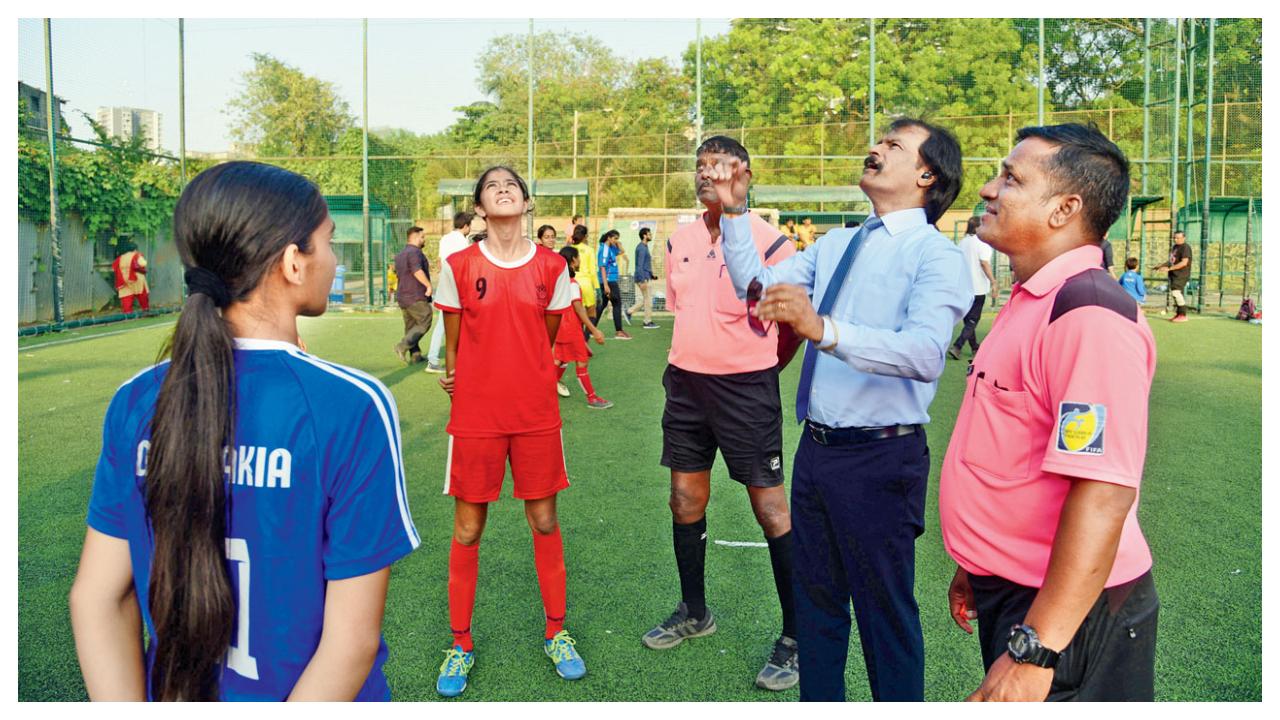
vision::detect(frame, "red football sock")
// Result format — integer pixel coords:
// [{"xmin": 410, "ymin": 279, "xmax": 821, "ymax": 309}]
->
[
  {"xmin": 448, "ymin": 539, "xmax": 480, "ymax": 651},
  {"xmin": 532, "ymin": 527, "xmax": 567, "ymax": 639},
  {"xmin": 575, "ymin": 366, "xmax": 597, "ymax": 399},
  {"xmin": 557, "ymin": 362, "xmax": 569, "ymax": 381}
]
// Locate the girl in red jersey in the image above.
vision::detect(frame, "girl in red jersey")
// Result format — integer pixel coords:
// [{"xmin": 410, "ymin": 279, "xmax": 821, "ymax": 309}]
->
[
  {"xmin": 555, "ymin": 245, "xmax": 611, "ymax": 409},
  {"xmin": 431, "ymin": 166, "xmax": 584, "ymax": 697}
]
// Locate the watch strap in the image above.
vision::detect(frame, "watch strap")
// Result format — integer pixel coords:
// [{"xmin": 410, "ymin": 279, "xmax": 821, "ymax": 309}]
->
[{"xmin": 1024, "ymin": 644, "xmax": 1060, "ymax": 668}]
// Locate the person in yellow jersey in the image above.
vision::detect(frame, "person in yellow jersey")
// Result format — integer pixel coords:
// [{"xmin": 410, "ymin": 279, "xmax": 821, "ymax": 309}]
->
[
  {"xmin": 568, "ymin": 224, "xmax": 599, "ymax": 340},
  {"xmin": 795, "ymin": 217, "xmax": 816, "ymax": 251}
]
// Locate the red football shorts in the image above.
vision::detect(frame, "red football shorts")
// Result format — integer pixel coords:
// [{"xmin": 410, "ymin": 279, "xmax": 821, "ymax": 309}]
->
[
  {"xmin": 444, "ymin": 430, "xmax": 569, "ymax": 503},
  {"xmin": 554, "ymin": 334, "xmax": 590, "ymax": 364}
]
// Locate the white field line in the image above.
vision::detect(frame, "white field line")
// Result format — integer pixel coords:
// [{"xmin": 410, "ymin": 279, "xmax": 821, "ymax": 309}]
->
[
  {"xmin": 19, "ymin": 321, "xmax": 177, "ymax": 352},
  {"xmin": 19, "ymin": 311, "xmax": 399, "ymax": 353},
  {"xmin": 713, "ymin": 540, "xmax": 768, "ymax": 548}
]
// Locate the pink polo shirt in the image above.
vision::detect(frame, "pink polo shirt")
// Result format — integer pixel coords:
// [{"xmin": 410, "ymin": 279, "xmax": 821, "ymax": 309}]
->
[
  {"xmin": 939, "ymin": 244, "xmax": 1156, "ymax": 589},
  {"xmin": 665, "ymin": 211, "xmax": 795, "ymax": 375}
]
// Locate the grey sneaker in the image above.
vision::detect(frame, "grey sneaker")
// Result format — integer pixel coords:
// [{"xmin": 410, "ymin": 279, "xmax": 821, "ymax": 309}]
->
[
  {"xmin": 423, "ymin": 362, "xmax": 445, "ymax": 374},
  {"xmin": 642, "ymin": 602, "xmax": 717, "ymax": 649},
  {"xmin": 643, "ymin": 322, "xmax": 660, "ymax": 329},
  {"xmin": 586, "ymin": 396, "xmax": 614, "ymax": 410},
  {"xmin": 755, "ymin": 635, "xmax": 799, "ymax": 691},
  {"xmin": 556, "ymin": 381, "xmax": 571, "ymax": 398}
]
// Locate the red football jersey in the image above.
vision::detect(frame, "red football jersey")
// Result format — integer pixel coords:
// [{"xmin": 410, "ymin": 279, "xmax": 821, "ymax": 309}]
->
[{"xmin": 434, "ymin": 240, "xmax": 571, "ymax": 437}]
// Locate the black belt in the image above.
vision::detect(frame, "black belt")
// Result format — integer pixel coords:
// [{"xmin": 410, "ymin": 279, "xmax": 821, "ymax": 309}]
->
[{"xmin": 805, "ymin": 420, "xmax": 921, "ymax": 446}]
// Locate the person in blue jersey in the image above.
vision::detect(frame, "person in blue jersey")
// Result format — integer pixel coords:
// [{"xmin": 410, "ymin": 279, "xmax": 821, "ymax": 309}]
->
[
  {"xmin": 68, "ymin": 161, "xmax": 420, "ymax": 701},
  {"xmin": 595, "ymin": 229, "xmax": 633, "ymax": 339}
]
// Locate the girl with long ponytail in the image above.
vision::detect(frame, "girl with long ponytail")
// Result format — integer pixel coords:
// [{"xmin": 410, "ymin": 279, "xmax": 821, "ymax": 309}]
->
[{"xmin": 70, "ymin": 161, "xmax": 420, "ymax": 701}]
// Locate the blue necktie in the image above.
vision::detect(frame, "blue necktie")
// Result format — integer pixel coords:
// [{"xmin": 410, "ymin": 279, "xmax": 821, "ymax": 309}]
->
[{"xmin": 794, "ymin": 217, "xmax": 883, "ymax": 424}]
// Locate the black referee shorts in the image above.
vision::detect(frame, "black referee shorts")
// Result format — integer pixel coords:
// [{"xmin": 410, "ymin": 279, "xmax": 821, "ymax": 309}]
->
[
  {"xmin": 970, "ymin": 570, "xmax": 1158, "ymax": 701},
  {"xmin": 660, "ymin": 364, "xmax": 785, "ymax": 488}
]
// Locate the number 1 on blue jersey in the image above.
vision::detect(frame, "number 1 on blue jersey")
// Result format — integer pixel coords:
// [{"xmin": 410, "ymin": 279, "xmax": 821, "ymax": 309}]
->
[{"xmin": 225, "ymin": 538, "xmax": 259, "ymax": 680}]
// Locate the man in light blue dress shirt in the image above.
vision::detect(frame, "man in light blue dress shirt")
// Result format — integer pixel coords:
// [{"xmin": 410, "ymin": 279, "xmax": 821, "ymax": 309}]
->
[{"xmin": 707, "ymin": 117, "xmax": 972, "ymax": 701}]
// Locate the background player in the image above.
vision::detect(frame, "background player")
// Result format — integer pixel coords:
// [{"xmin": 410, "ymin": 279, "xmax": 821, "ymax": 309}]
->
[
  {"xmin": 69, "ymin": 161, "xmax": 419, "ymax": 701},
  {"xmin": 555, "ymin": 245, "xmax": 611, "ymax": 409},
  {"xmin": 432, "ymin": 166, "xmax": 584, "ymax": 697},
  {"xmin": 569, "ymin": 224, "xmax": 600, "ymax": 337},
  {"xmin": 596, "ymin": 229, "xmax": 633, "ymax": 339},
  {"xmin": 425, "ymin": 212, "xmax": 474, "ymax": 374},
  {"xmin": 537, "ymin": 224, "xmax": 558, "ymax": 251}
]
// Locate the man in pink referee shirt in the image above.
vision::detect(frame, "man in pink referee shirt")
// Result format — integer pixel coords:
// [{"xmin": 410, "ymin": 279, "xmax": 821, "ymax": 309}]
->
[
  {"xmin": 940, "ymin": 124, "xmax": 1158, "ymax": 701},
  {"xmin": 641, "ymin": 135, "xmax": 801, "ymax": 692}
]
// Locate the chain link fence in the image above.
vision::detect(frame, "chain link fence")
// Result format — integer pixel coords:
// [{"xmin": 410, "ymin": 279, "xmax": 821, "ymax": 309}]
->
[{"xmin": 17, "ymin": 18, "xmax": 1261, "ymax": 328}]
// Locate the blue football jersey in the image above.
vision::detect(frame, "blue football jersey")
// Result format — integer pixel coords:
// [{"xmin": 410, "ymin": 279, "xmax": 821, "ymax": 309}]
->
[{"xmin": 87, "ymin": 338, "xmax": 420, "ymax": 701}]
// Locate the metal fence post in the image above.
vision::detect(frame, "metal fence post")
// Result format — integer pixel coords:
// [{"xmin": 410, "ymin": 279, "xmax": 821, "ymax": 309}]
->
[
  {"xmin": 572, "ymin": 109, "xmax": 579, "ymax": 216},
  {"xmin": 528, "ymin": 18, "xmax": 535, "ymax": 238},
  {"xmin": 1221, "ymin": 100, "xmax": 1229, "ymax": 195},
  {"xmin": 869, "ymin": 18, "xmax": 876, "ymax": 147},
  {"xmin": 1185, "ymin": 19, "xmax": 1196, "ymax": 265},
  {"xmin": 695, "ymin": 19, "xmax": 703, "ymax": 148},
  {"xmin": 178, "ymin": 18, "xmax": 187, "ymax": 188},
  {"xmin": 1037, "ymin": 18, "xmax": 1045, "ymax": 125},
  {"xmin": 1200, "ymin": 18, "xmax": 1215, "ymax": 313},
  {"xmin": 1141, "ymin": 18, "xmax": 1151, "ymax": 195},
  {"xmin": 362, "ymin": 19, "xmax": 372, "ymax": 309},
  {"xmin": 43, "ymin": 19, "xmax": 64, "ymax": 325}
]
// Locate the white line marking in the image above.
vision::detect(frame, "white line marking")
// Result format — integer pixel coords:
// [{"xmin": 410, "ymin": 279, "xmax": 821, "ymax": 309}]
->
[
  {"xmin": 18, "ymin": 311, "xmax": 398, "ymax": 353},
  {"xmin": 714, "ymin": 540, "xmax": 768, "ymax": 548},
  {"xmin": 19, "ymin": 321, "xmax": 177, "ymax": 351}
]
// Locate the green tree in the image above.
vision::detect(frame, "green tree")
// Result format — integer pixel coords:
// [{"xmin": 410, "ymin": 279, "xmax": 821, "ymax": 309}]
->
[
  {"xmin": 442, "ymin": 31, "xmax": 693, "ymax": 209},
  {"xmin": 684, "ymin": 18, "xmax": 1040, "ymax": 205},
  {"xmin": 226, "ymin": 52, "xmax": 355, "ymax": 157},
  {"xmin": 1020, "ymin": 19, "xmax": 1146, "ymax": 108},
  {"xmin": 1210, "ymin": 18, "xmax": 1261, "ymax": 103}
]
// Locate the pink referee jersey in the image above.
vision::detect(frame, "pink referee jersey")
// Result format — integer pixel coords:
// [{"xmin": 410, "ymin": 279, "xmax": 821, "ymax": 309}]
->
[
  {"xmin": 665, "ymin": 211, "xmax": 795, "ymax": 375},
  {"xmin": 939, "ymin": 244, "xmax": 1157, "ymax": 589}
]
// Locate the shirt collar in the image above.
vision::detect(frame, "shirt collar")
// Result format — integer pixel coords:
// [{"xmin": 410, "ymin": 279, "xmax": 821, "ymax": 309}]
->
[
  {"xmin": 1019, "ymin": 244, "xmax": 1104, "ymax": 297},
  {"xmin": 867, "ymin": 207, "xmax": 928, "ymax": 237},
  {"xmin": 234, "ymin": 338, "xmax": 302, "ymax": 352},
  {"xmin": 477, "ymin": 238, "xmax": 537, "ymax": 268}
]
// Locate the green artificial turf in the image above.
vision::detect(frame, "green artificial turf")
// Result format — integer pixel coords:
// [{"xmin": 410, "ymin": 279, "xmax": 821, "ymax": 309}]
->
[{"xmin": 16, "ymin": 310, "xmax": 1261, "ymax": 701}]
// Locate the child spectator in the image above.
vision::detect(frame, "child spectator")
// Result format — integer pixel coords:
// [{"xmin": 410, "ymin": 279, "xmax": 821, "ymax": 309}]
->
[{"xmin": 1120, "ymin": 257, "xmax": 1147, "ymax": 305}]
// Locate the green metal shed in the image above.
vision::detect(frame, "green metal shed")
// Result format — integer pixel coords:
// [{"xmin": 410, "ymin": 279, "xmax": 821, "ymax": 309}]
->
[
  {"xmin": 324, "ymin": 195, "xmax": 392, "ymax": 305},
  {"xmin": 437, "ymin": 178, "xmax": 591, "ymax": 218}
]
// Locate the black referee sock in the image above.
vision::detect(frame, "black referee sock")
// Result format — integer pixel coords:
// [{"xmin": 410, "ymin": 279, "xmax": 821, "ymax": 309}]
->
[
  {"xmin": 767, "ymin": 530, "xmax": 797, "ymax": 640},
  {"xmin": 673, "ymin": 517, "xmax": 708, "ymax": 620}
]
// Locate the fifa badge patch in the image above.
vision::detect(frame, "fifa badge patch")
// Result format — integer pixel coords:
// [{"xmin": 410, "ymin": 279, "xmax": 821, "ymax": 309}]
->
[{"xmin": 1056, "ymin": 402, "xmax": 1106, "ymax": 455}]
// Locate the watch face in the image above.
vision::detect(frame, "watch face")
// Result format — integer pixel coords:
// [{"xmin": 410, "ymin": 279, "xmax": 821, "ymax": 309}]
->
[{"xmin": 1008, "ymin": 629, "xmax": 1031, "ymax": 658}]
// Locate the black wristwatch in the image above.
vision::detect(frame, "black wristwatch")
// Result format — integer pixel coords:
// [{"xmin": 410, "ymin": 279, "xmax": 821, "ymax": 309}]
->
[
  {"xmin": 721, "ymin": 204, "xmax": 748, "ymax": 215},
  {"xmin": 1006, "ymin": 624, "xmax": 1060, "ymax": 668}
]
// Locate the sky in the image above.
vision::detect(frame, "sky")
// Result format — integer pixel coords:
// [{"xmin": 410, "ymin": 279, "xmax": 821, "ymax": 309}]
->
[{"xmin": 16, "ymin": 18, "xmax": 732, "ymax": 154}]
